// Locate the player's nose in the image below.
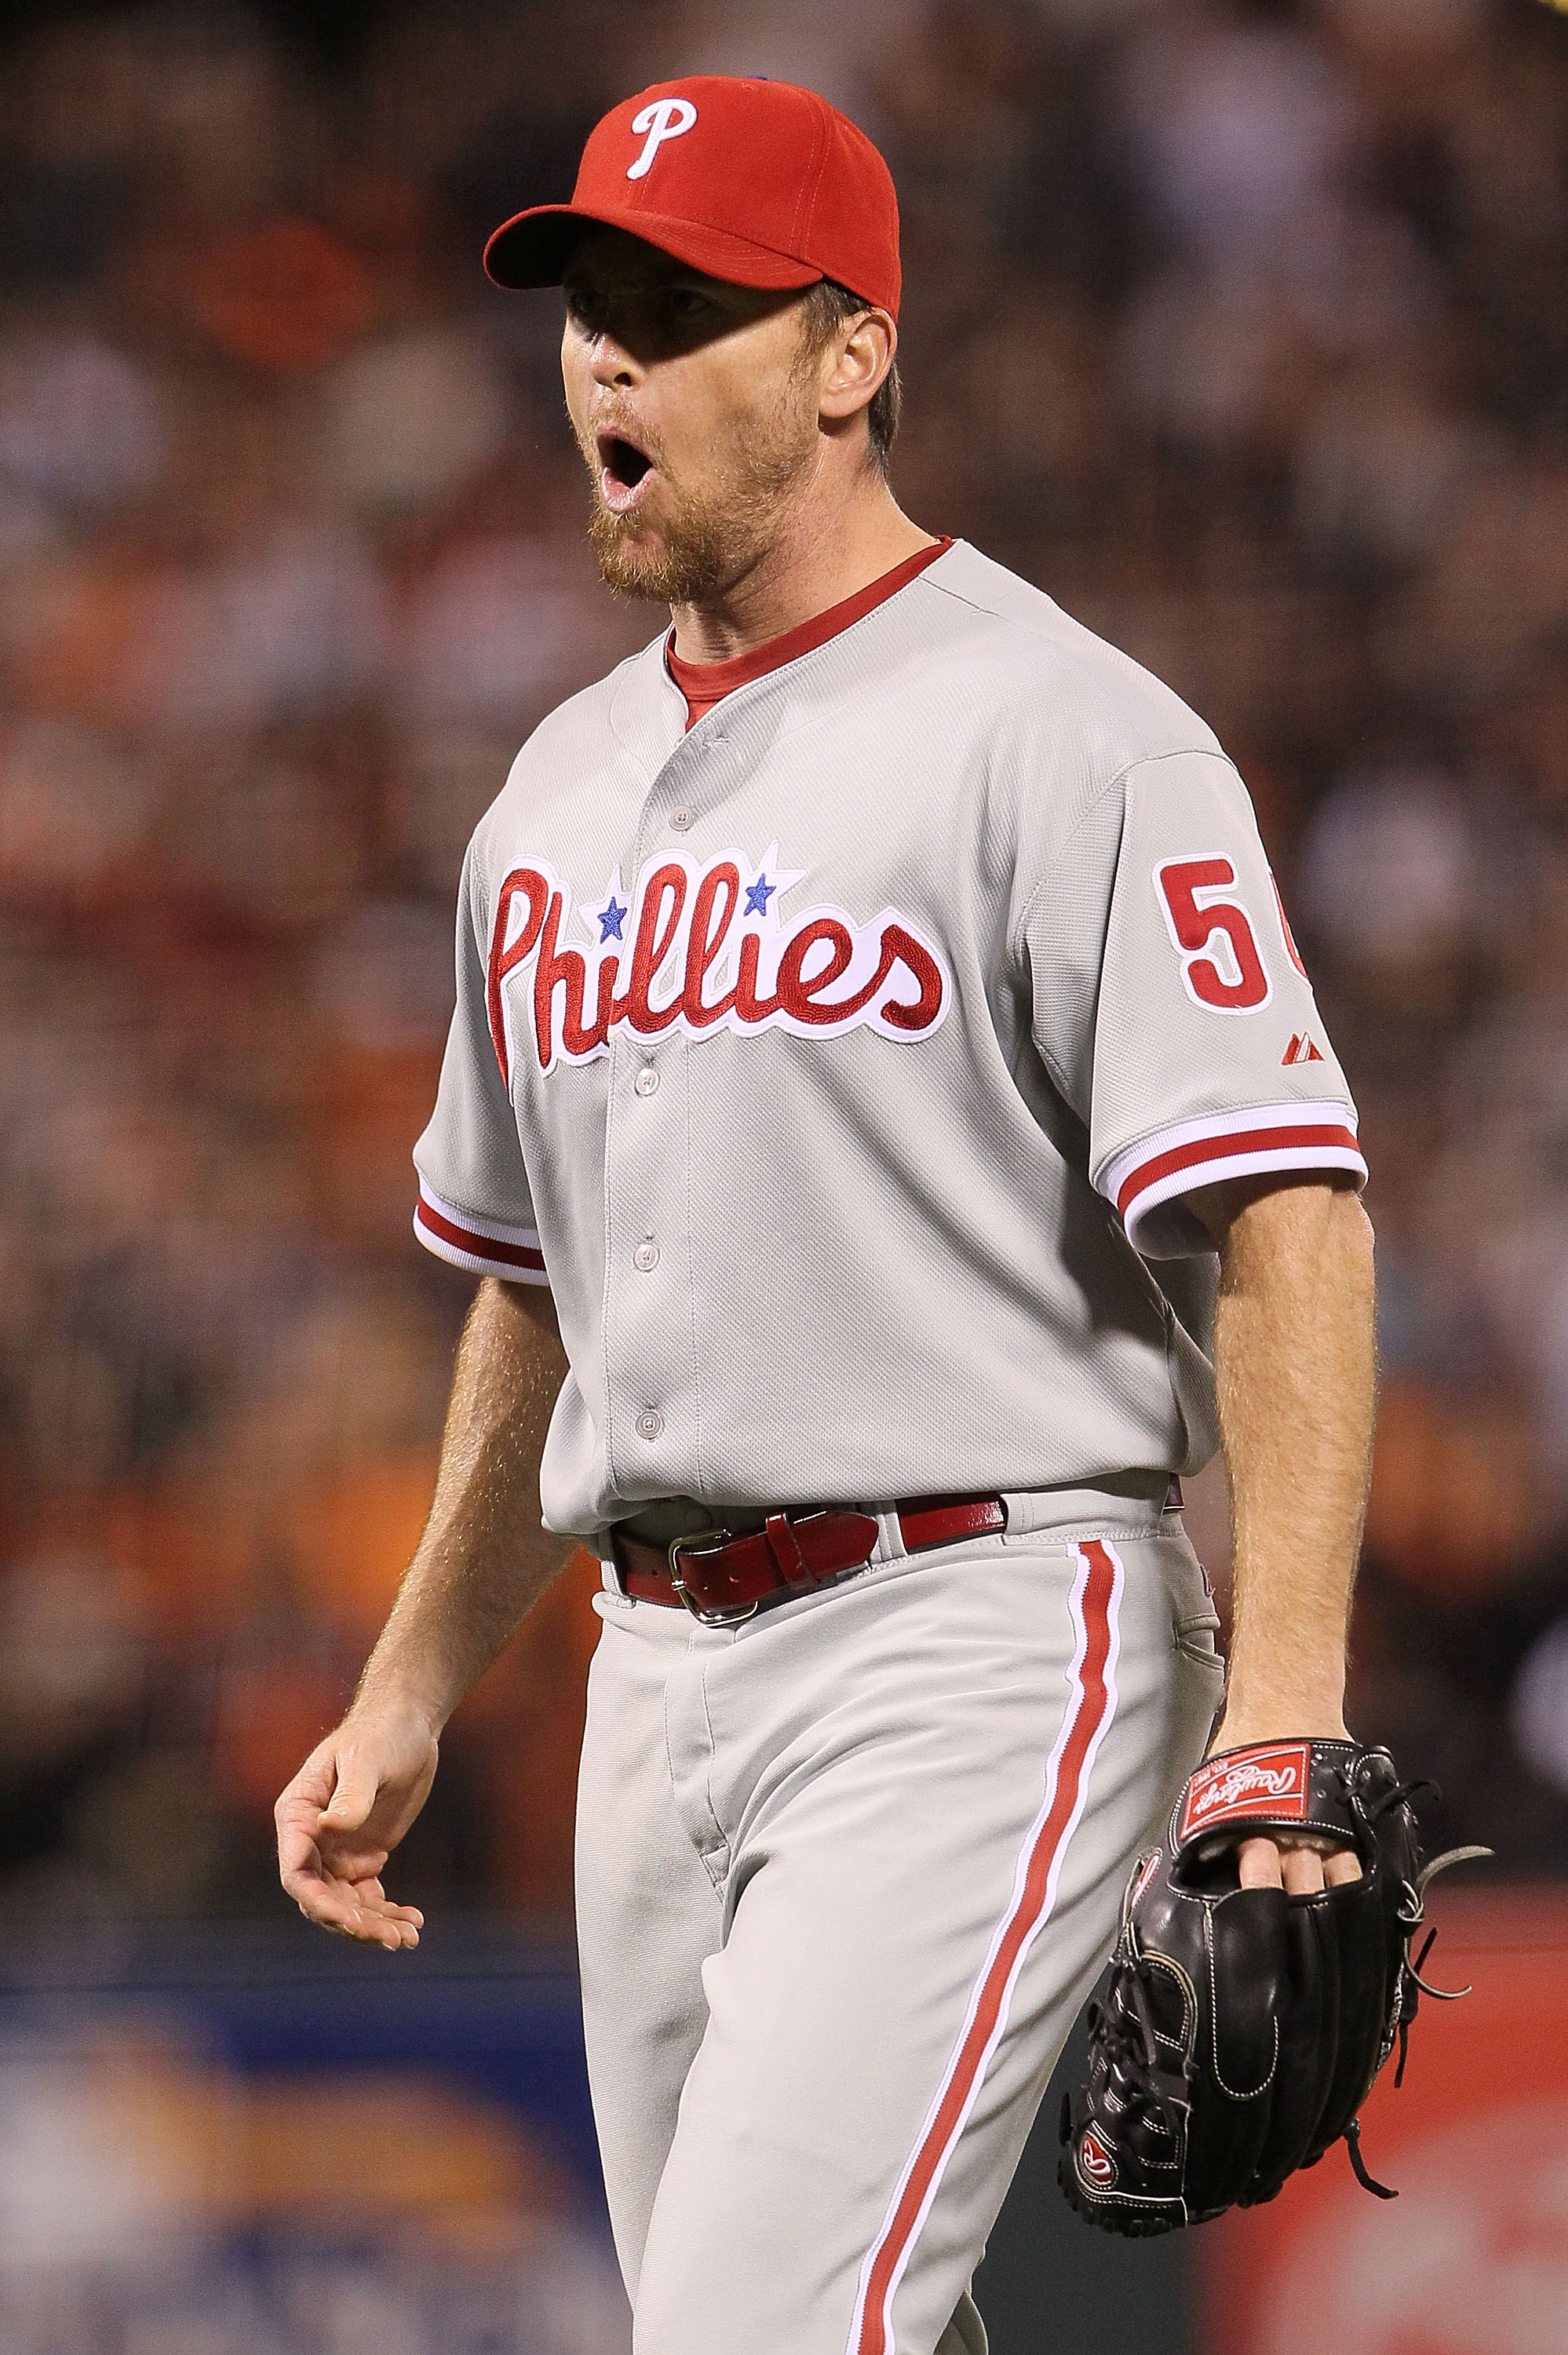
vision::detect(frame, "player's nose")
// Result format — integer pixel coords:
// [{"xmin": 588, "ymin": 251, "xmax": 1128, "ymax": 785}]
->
[
  {"xmin": 588, "ymin": 313, "xmax": 641, "ymax": 390},
  {"xmin": 590, "ymin": 343, "xmax": 636, "ymax": 390}
]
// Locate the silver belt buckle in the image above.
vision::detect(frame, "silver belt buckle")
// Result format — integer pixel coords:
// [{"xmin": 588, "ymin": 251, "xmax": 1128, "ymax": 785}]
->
[{"xmin": 668, "ymin": 1529, "xmax": 758, "ymax": 1625}]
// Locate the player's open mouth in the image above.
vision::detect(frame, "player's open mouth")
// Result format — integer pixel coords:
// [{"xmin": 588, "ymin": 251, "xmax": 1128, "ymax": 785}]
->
[{"xmin": 596, "ymin": 431, "xmax": 656, "ymax": 515}]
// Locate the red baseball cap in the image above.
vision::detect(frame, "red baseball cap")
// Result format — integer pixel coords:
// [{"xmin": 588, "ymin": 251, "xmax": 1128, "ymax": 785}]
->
[{"xmin": 483, "ymin": 75, "xmax": 901, "ymax": 319}]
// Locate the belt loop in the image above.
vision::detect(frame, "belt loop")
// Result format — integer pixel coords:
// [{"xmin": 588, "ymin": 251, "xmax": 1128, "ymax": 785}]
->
[
  {"xmin": 601, "ymin": 1558, "xmax": 620, "ymax": 1596},
  {"xmin": 871, "ymin": 1507, "xmax": 906, "ymax": 1565},
  {"xmin": 595, "ymin": 1537, "xmax": 629, "ymax": 1599}
]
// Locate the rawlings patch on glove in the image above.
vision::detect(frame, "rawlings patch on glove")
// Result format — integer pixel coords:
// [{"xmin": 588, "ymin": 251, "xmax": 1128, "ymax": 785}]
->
[{"xmin": 1058, "ymin": 1738, "xmax": 1488, "ymax": 2235}]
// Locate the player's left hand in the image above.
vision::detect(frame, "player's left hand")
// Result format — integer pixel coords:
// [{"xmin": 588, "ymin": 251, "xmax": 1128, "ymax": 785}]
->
[
  {"xmin": 1238, "ymin": 1832, "xmax": 1364, "ymax": 1892},
  {"xmin": 1209, "ymin": 1715, "xmax": 1363, "ymax": 1893},
  {"xmin": 1062, "ymin": 1734, "xmax": 1483, "ymax": 2235}
]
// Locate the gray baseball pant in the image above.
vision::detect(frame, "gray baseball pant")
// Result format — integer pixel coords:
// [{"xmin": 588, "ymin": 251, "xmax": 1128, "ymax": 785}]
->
[{"xmin": 574, "ymin": 1492, "xmax": 1223, "ymax": 2355}]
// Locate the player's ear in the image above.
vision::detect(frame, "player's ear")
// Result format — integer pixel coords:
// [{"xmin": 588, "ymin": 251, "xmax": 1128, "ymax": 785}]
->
[{"xmin": 817, "ymin": 308, "xmax": 895, "ymax": 427}]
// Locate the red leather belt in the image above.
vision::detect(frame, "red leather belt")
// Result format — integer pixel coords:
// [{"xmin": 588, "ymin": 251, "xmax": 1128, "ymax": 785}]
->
[{"xmin": 610, "ymin": 1494, "xmax": 1009, "ymax": 1624}]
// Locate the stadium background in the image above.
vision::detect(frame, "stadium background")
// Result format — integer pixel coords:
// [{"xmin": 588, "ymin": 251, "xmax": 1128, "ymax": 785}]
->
[{"xmin": 0, "ymin": 0, "xmax": 1565, "ymax": 2348}]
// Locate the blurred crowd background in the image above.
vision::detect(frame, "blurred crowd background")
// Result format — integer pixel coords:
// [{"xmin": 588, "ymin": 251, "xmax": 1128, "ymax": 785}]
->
[
  {"xmin": 4, "ymin": 1, "xmax": 1568, "ymax": 2346},
  {"xmin": 2, "ymin": 0, "xmax": 1568, "ymax": 2005}
]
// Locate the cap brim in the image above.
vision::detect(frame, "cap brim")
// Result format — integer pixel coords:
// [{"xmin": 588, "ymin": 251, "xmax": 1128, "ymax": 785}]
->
[{"xmin": 483, "ymin": 203, "xmax": 823, "ymax": 294}]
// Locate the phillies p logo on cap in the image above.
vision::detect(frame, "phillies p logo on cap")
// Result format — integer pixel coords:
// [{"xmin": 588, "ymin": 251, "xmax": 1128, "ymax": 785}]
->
[
  {"xmin": 483, "ymin": 75, "xmax": 902, "ymax": 319},
  {"xmin": 627, "ymin": 97, "xmax": 698, "ymax": 181}
]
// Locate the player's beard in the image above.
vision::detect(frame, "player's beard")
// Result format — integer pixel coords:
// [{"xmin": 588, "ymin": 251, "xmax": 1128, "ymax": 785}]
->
[{"xmin": 576, "ymin": 377, "xmax": 820, "ymax": 605}]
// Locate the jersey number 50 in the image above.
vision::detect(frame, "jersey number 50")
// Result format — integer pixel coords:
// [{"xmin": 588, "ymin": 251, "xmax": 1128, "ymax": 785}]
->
[{"xmin": 1154, "ymin": 856, "xmax": 1273, "ymax": 1013}]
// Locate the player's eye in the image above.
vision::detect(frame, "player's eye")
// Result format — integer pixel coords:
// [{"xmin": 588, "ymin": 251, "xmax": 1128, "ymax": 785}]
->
[
  {"xmin": 665, "ymin": 286, "xmax": 714, "ymax": 321},
  {"xmin": 564, "ymin": 283, "xmax": 609, "ymax": 334}
]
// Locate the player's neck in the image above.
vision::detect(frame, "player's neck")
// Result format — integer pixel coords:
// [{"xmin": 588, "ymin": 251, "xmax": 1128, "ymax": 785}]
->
[{"xmin": 666, "ymin": 468, "xmax": 936, "ymax": 666}]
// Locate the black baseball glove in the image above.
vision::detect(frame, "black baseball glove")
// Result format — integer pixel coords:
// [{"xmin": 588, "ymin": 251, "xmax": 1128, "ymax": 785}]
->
[{"xmin": 1058, "ymin": 1737, "xmax": 1487, "ymax": 2234}]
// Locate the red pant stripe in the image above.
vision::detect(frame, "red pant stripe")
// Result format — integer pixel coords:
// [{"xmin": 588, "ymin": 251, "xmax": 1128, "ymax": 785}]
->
[{"xmin": 848, "ymin": 1539, "xmax": 1123, "ymax": 2355}]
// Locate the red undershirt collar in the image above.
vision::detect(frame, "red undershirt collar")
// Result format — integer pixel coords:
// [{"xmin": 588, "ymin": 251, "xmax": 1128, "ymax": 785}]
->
[{"xmin": 665, "ymin": 537, "xmax": 953, "ymax": 731}]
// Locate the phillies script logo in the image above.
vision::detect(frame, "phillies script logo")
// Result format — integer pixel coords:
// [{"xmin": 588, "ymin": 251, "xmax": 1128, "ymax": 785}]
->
[
  {"xmin": 1177, "ymin": 1742, "xmax": 1310, "ymax": 1845},
  {"xmin": 486, "ymin": 845, "xmax": 950, "ymax": 1083}
]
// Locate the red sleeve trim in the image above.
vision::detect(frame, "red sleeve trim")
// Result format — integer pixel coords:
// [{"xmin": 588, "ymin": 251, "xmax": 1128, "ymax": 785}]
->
[
  {"xmin": 1097, "ymin": 1101, "xmax": 1366, "ymax": 1258},
  {"xmin": 413, "ymin": 1185, "xmax": 549, "ymax": 1285},
  {"xmin": 1116, "ymin": 1120, "xmax": 1362, "ymax": 1215}
]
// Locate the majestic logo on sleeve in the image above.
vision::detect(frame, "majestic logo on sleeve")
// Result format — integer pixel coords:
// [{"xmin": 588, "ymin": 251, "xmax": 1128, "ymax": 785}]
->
[{"xmin": 486, "ymin": 845, "xmax": 950, "ymax": 1083}]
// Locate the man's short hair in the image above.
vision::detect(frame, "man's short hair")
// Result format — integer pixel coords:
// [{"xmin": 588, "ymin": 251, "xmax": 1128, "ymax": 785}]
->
[{"xmin": 800, "ymin": 278, "xmax": 902, "ymax": 476}]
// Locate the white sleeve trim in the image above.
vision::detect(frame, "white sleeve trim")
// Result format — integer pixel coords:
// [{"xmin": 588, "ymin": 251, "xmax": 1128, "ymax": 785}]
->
[
  {"xmin": 413, "ymin": 1179, "xmax": 549, "ymax": 1286},
  {"xmin": 1096, "ymin": 1100, "xmax": 1366, "ymax": 1259}
]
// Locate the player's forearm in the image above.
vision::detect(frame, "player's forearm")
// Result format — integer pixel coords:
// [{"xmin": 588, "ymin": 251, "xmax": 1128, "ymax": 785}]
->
[
  {"xmin": 1200, "ymin": 1179, "xmax": 1377, "ymax": 1741},
  {"xmin": 353, "ymin": 1278, "xmax": 574, "ymax": 1732}
]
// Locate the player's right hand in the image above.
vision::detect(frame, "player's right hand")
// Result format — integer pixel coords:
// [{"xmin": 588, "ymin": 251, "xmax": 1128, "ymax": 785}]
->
[{"xmin": 275, "ymin": 1697, "xmax": 439, "ymax": 1951}]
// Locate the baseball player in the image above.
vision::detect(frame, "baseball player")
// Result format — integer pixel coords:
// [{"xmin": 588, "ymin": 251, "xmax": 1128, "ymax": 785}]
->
[{"xmin": 276, "ymin": 77, "xmax": 1376, "ymax": 2355}]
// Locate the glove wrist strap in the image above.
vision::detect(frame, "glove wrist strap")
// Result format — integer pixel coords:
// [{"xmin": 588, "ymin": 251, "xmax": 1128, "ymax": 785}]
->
[{"xmin": 1172, "ymin": 1736, "xmax": 1371, "ymax": 1859}]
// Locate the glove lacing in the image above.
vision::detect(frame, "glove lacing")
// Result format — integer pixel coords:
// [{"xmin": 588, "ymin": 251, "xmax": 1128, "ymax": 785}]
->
[
  {"xmin": 1079, "ymin": 1940, "xmax": 1184, "ymax": 2158},
  {"xmin": 1343, "ymin": 1763, "xmax": 1491, "ymax": 2189}
]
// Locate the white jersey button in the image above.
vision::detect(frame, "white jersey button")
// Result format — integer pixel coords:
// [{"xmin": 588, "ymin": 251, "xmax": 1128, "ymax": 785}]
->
[
  {"xmin": 635, "ymin": 1408, "xmax": 665, "ymax": 1440},
  {"xmin": 633, "ymin": 1238, "xmax": 660, "ymax": 1272},
  {"xmin": 634, "ymin": 1065, "xmax": 659, "ymax": 1097},
  {"xmin": 669, "ymin": 805, "xmax": 695, "ymax": 832}
]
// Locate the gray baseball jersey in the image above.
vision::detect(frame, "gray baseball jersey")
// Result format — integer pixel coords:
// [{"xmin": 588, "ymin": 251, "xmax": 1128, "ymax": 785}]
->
[{"xmin": 412, "ymin": 537, "xmax": 1363, "ymax": 1539}]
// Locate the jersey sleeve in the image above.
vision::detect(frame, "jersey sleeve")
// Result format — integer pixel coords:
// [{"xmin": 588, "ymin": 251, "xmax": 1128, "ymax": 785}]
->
[
  {"xmin": 1025, "ymin": 749, "xmax": 1366, "ymax": 1259},
  {"xmin": 411, "ymin": 843, "xmax": 549, "ymax": 1287}
]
